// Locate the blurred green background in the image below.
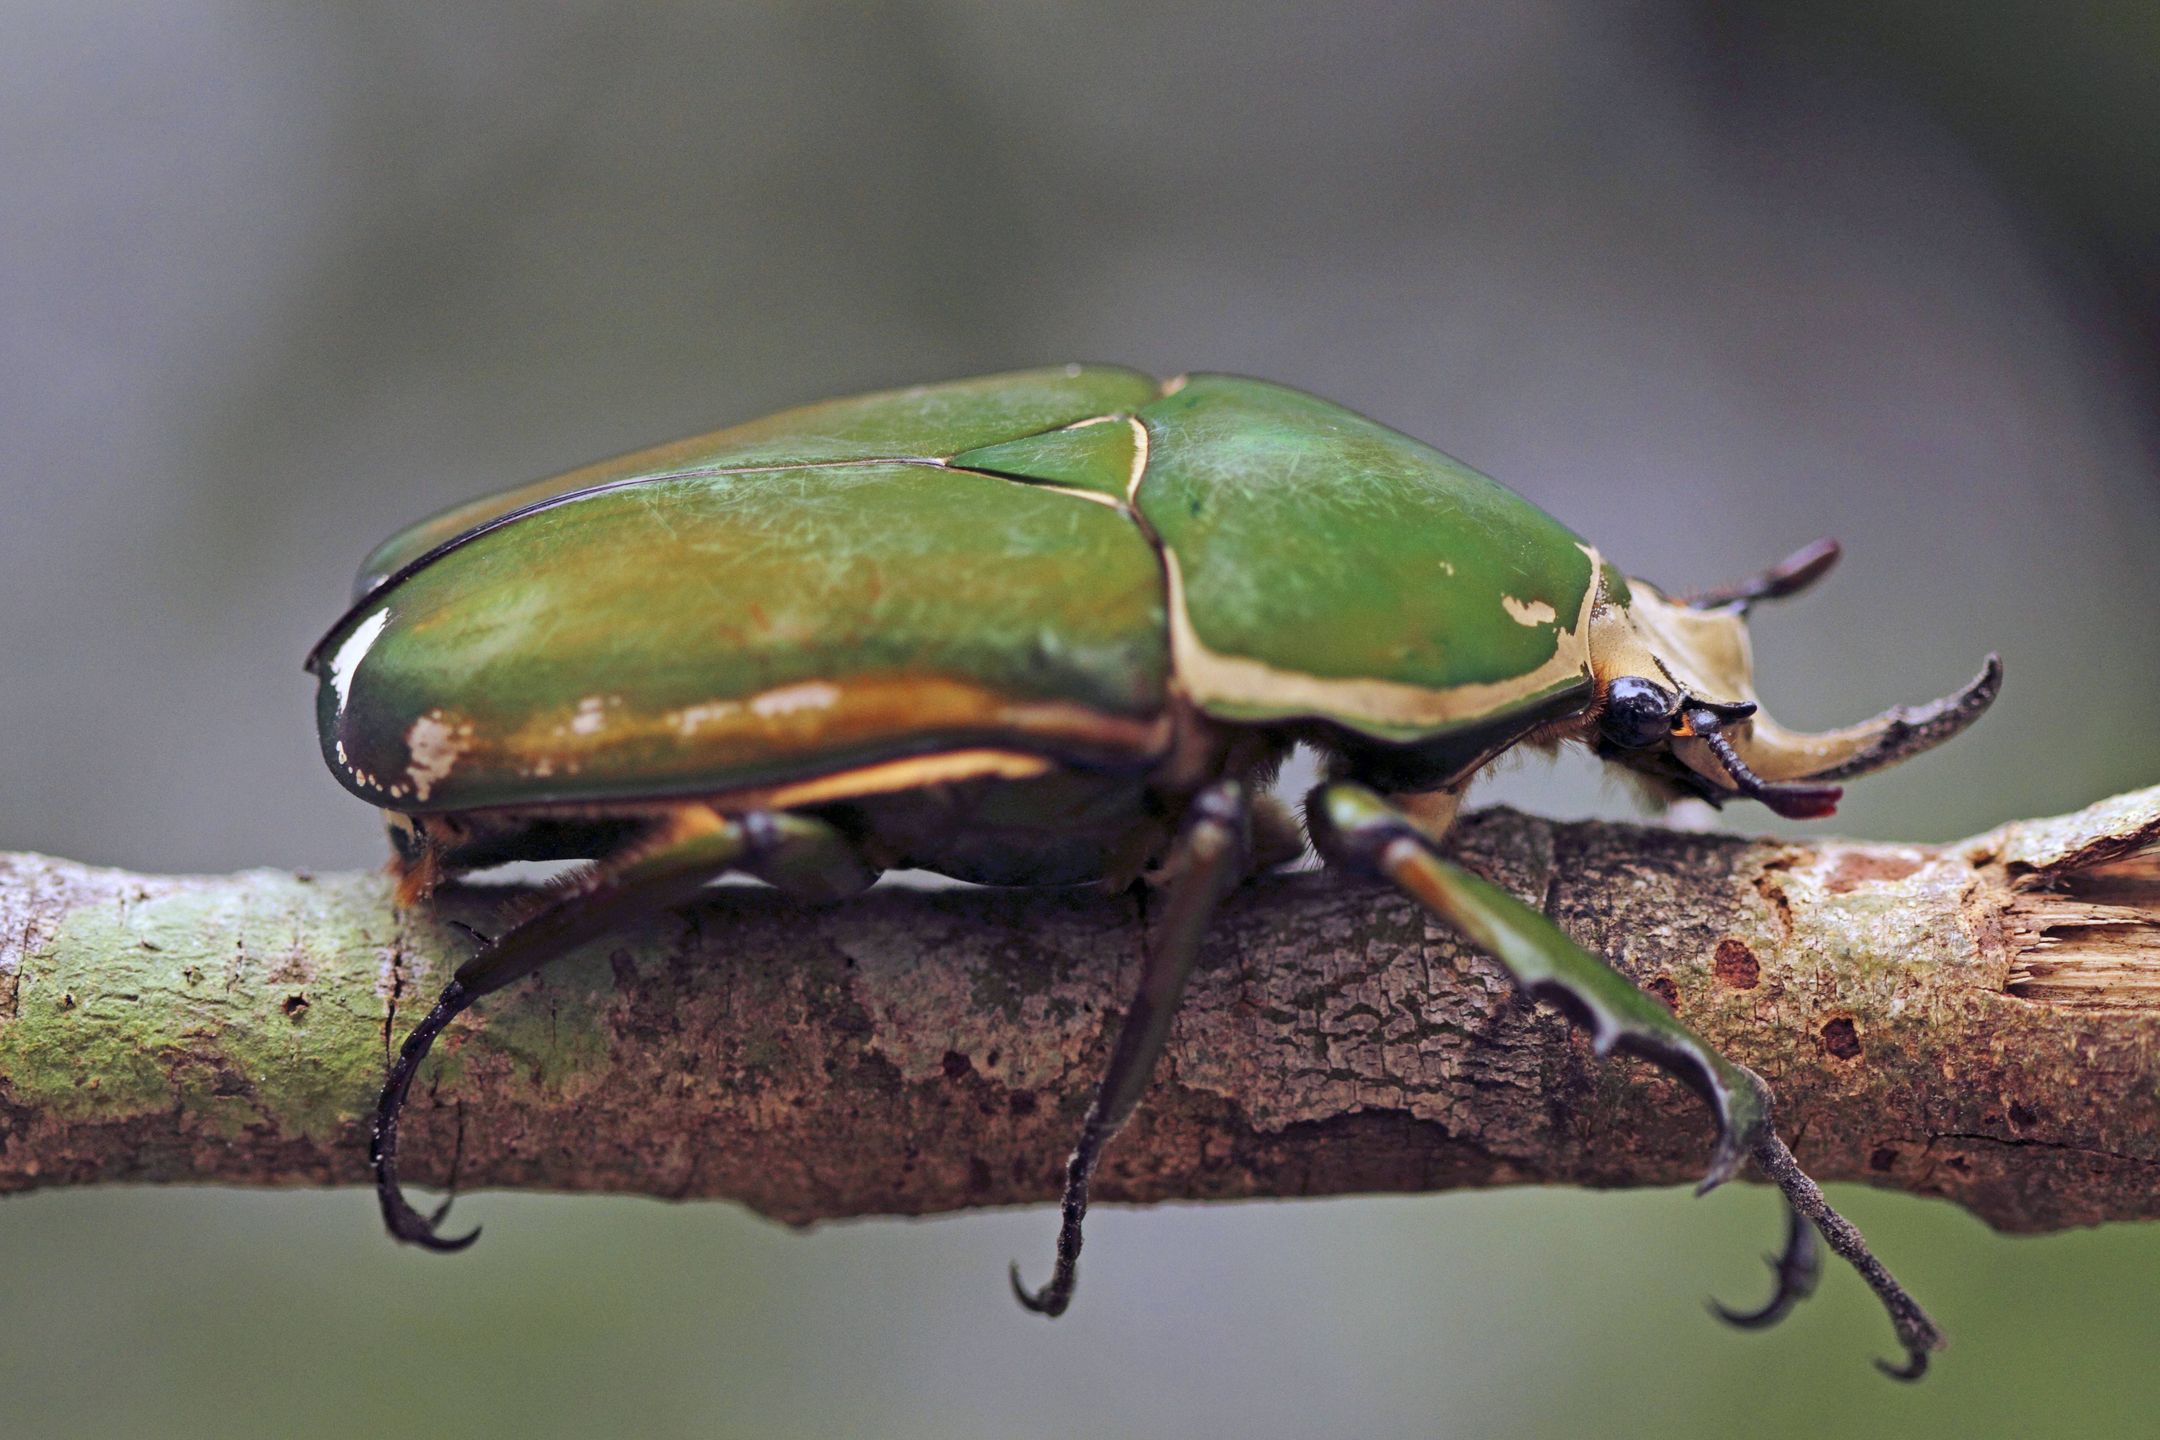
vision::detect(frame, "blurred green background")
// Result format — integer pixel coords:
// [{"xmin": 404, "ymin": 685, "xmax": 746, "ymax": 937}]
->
[{"xmin": 4, "ymin": 4, "xmax": 2159, "ymax": 1437}]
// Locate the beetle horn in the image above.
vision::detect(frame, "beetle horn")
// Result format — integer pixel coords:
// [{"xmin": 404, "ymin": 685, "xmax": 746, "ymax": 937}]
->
[
  {"xmin": 1735, "ymin": 655, "xmax": 2003, "ymax": 784},
  {"xmin": 1685, "ymin": 538, "xmax": 1841, "ymax": 612}
]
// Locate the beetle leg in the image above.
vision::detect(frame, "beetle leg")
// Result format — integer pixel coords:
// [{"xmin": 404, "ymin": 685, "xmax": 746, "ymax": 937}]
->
[
  {"xmin": 1710, "ymin": 1198, "xmax": 1820, "ymax": 1330},
  {"xmin": 1011, "ymin": 779, "xmax": 1251, "ymax": 1318},
  {"xmin": 373, "ymin": 981, "xmax": 485, "ymax": 1249},
  {"xmin": 373, "ymin": 806, "xmax": 874, "ymax": 1251},
  {"xmin": 1310, "ymin": 780, "xmax": 1766, "ymax": 1187},
  {"xmin": 1307, "ymin": 781, "xmax": 1944, "ymax": 1376},
  {"xmin": 1753, "ymin": 1131, "xmax": 1943, "ymax": 1380}
]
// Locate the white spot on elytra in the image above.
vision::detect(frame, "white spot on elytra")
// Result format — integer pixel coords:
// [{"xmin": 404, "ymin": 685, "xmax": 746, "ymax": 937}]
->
[
  {"xmin": 404, "ymin": 710, "xmax": 473, "ymax": 802},
  {"xmin": 1437, "ymin": 560, "xmax": 1456, "ymax": 577},
  {"xmin": 672, "ymin": 699, "xmax": 743, "ymax": 734},
  {"xmin": 569, "ymin": 695, "xmax": 616, "ymax": 735},
  {"xmin": 327, "ymin": 608, "xmax": 389, "ymax": 715},
  {"xmin": 1501, "ymin": 596, "xmax": 1557, "ymax": 627},
  {"xmin": 750, "ymin": 681, "xmax": 840, "ymax": 718}
]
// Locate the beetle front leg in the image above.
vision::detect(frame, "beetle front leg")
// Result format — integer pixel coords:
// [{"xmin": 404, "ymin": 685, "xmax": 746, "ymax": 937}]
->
[
  {"xmin": 1307, "ymin": 781, "xmax": 1944, "ymax": 1377},
  {"xmin": 373, "ymin": 805, "xmax": 876, "ymax": 1251},
  {"xmin": 1712, "ymin": 1198, "xmax": 1820, "ymax": 1331},
  {"xmin": 1011, "ymin": 779, "xmax": 1251, "ymax": 1318}
]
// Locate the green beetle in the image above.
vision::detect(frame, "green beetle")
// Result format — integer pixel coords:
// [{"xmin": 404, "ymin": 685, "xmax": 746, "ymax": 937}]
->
[{"xmin": 308, "ymin": 366, "xmax": 1997, "ymax": 1375}]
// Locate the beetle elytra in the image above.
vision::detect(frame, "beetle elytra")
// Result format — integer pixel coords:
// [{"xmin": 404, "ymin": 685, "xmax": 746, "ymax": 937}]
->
[{"xmin": 309, "ymin": 366, "xmax": 1998, "ymax": 1375}]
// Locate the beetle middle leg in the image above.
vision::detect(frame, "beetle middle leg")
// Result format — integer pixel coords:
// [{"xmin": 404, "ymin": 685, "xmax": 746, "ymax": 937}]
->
[
  {"xmin": 1011, "ymin": 778, "xmax": 1252, "ymax": 1318},
  {"xmin": 1307, "ymin": 780, "xmax": 1944, "ymax": 1378},
  {"xmin": 372, "ymin": 804, "xmax": 877, "ymax": 1251}
]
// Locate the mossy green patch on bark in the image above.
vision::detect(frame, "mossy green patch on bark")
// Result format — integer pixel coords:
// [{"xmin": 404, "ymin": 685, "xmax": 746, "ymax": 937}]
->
[
  {"xmin": 453, "ymin": 943, "xmax": 620, "ymax": 1100},
  {"xmin": 0, "ymin": 867, "xmax": 627, "ymax": 1145},
  {"xmin": 1, "ymin": 871, "xmax": 388, "ymax": 1136}
]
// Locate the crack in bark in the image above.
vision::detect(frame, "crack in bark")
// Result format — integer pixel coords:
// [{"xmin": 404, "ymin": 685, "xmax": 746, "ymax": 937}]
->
[{"xmin": 1929, "ymin": 1130, "xmax": 2160, "ymax": 1169}]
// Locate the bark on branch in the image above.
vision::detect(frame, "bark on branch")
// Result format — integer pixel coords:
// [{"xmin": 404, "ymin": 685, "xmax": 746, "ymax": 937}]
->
[{"xmin": 2, "ymin": 788, "xmax": 2156, "ymax": 1233}]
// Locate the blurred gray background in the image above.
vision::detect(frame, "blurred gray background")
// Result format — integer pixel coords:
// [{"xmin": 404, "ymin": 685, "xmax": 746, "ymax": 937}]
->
[{"xmin": 4, "ymin": 3, "xmax": 2158, "ymax": 1437}]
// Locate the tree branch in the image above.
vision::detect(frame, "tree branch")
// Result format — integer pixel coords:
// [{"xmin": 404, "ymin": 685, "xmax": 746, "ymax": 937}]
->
[{"xmin": 2, "ymin": 787, "xmax": 2155, "ymax": 1232}]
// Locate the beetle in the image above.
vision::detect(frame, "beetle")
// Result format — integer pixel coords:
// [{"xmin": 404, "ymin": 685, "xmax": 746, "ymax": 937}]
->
[{"xmin": 307, "ymin": 365, "xmax": 1998, "ymax": 1375}]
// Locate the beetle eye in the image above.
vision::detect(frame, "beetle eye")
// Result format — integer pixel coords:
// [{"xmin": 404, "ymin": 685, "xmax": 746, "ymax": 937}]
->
[{"xmin": 1600, "ymin": 676, "xmax": 1679, "ymax": 750}]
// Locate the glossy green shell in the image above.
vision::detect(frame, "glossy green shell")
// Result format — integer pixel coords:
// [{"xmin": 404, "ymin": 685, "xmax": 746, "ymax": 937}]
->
[
  {"xmin": 1134, "ymin": 376, "xmax": 1596, "ymax": 744},
  {"xmin": 310, "ymin": 366, "xmax": 1601, "ymax": 813}
]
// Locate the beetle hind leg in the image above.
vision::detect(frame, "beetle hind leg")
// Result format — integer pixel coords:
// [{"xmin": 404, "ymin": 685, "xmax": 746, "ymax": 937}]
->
[
  {"xmin": 1011, "ymin": 779, "xmax": 1251, "ymax": 1318},
  {"xmin": 373, "ymin": 805, "xmax": 878, "ymax": 1252},
  {"xmin": 1307, "ymin": 781, "xmax": 1944, "ymax": 1376},
  {"xmin": 374, "ymin": 980, "xmax": 485, "ymax": 1249}
]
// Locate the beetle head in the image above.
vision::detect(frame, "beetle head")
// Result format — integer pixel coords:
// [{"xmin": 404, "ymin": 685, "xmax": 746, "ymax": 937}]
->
[{"xmin": 1586, "ymin": 540, "xmax": 2001, "ymax": 819}]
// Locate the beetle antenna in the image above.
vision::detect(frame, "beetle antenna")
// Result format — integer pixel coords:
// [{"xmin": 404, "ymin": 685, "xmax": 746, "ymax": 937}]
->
[
  {"xmin": 1689, "ymin": 712, "xmax": 1842, "ymax": 820},
  {"xmin": 371, "ymin": 979, "xmax": 483, "ymax": 1252}
]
